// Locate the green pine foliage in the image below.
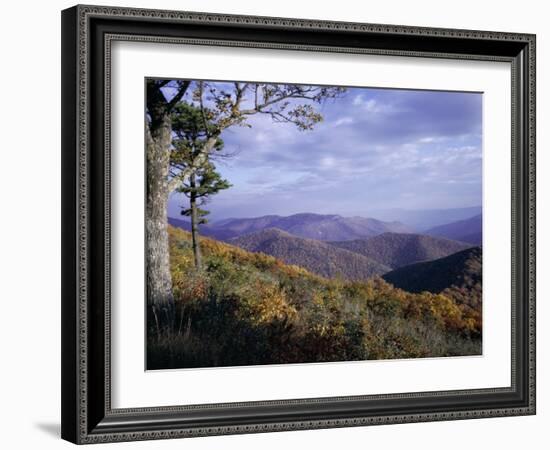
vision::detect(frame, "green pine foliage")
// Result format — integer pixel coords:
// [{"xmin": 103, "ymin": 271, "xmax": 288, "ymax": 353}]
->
[
  {"xmin": 177, "ymin": 163, "xmax": 231, "ymax": 224},
  {"xmin": 171, "ymin": 102, "xmax": 231, "ymax": 225},
  {"xmin": 147, "ymin": 227, "xmax": 481, "ymax": 369}
]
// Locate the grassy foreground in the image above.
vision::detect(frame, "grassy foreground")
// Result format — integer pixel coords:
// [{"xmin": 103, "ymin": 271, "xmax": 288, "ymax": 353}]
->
[{"xmin": 147, "ymin": 227, "xmax": 481, "ymax": 369}]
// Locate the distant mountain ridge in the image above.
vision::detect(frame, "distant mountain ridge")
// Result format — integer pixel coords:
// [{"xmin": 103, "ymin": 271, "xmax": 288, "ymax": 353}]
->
[
  {"xmin": 169, "ymin": 213, "xmax": 411, "ymax": 242},
  {"xmin": 383, "ymin": 247, "xmax": 482, "ymax": 320},
  {"xmin": 425, "ymin": 214, "xmax": 482, "ymax": 245},
  {"xmin": 369, "ymin": 206, "xmax": 482, "ymax": 230},
  {"xmin": 168, "ymin": 217, "xmax": 236, "ymax": 241},
  {"xmin": 230, "ymin": 228, "xmax": 391, "ymax": 281},
  {"xmin": 329, "ymin": 232, "xmax": 473, "ymax": 269},
  {"xmin": 169, "ymin": 216, "xmax": 475, "ymax": 278},
  {"xmin": 383, "ymin": 247, "xmax": 481, "ymax": 294}
]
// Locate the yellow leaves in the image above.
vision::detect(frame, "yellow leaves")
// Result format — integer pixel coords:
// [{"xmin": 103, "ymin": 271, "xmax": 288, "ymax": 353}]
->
[
  {"xmin": 432, "ymin": 294, "xmax": 463, "ymax": 330},
  {"xmin": 302, "ymin": 290, "xmax": 349, "ymax": 339},
  {"xmin": 168, "ymin": 225, "xmax": 323, "ymax": 281},
  {"xmin": 172, "ymin": 270, "xmax": 208, "ymax": 304},
  {"xmin": 310, "ymin": 321, "xmax": 345, "ymax": 338},
  {"xmin": 400, "ymin": 291, "xmax": 468, "ymax": 332},
  {"xmin": 311, "ymin": 291, "xmax": 325, "ymax": 308},
  {"xmin": 238, "ymin": 280, "xmax": 297, "ymax": 326}
]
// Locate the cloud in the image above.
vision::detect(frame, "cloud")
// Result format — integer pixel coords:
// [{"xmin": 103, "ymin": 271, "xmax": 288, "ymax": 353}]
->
[
  {"xmin": 168, "ymin": 85, "xmax": 482, "ymax": 220},
  {"xmin": 352, "ymin": 95, "xmax": 400, "ymax": 114},
  {"xmin": 333, "ymin": 117, "xmax": 354, "ymax": 127}
]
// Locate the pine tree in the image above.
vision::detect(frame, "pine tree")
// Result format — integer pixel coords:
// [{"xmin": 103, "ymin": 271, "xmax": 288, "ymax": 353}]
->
[
  {"xmin": 171, "ymin": 102, "xmax": 231, "ymax": 269},
  {"xmin": 176, "ymin": 162, "xmax": 231, "ymax": 269}
]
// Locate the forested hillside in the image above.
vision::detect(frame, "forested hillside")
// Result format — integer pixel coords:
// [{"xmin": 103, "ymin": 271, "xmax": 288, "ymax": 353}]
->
[
  {"xmin": 330, "ymin": 232, "xmax": 472, "ymax": 269},
  {"xmin": 383, "ymin": 247, "xmax": 482, "ymax": 329},
  {"xmin": 147, "ymin": 227, "xmax": 481, "ymax": 369},
  {"xmin": 230, "ymin": 228, "xmax": 391, "ymax": 280}
]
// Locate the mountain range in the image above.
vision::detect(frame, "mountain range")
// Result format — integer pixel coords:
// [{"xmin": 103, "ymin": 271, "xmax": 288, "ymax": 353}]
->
[
  {"xmin": 169, "ymin": 211, "xmax": 482, "ymax": 284},
  {"xmin": 169, "ymin": 213, "xmax": 411, "ymax": 242},
  {"xmin": 167, "ymin": 210, "xmax": 483, "ymax": 341},
  {"xmin": 230, "ymin": 228, "xmax": 475, "ymax": 281},
  {"xmin": 383, "ymin": 246, "xmax": 482, "ymax": 316},
  {"xmin": 329, "ymin": 232, "xmax": 473, "ymax": 270},
  {"xmin": 425, "ymin": 214, "xmax": 482, "ymax": 245},
  {"xmin": 383, "ymin": 247, "xmax": 481, "ymax": 294},
  {"xmin": 230, "ymin": 228, "xmax": 391, "ymax": 280},
  {"xmin": 368, "ymin": 206, "xmax": 482, "ymax": 230}
]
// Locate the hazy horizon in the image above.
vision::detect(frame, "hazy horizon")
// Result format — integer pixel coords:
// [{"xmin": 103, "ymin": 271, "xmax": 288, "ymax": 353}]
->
[
  {"xmin": 166, "ymin": 82, "xmax": 482, "ymax": 222},
  {"xmin": 168, "ymin": 205, "xmax": 482, "ymax": 223}
]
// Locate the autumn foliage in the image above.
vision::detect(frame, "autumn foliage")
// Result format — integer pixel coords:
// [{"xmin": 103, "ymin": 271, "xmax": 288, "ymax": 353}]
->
[{"xmin": 147, "ymin": 227, "xmax": 481, "ymax": 369}]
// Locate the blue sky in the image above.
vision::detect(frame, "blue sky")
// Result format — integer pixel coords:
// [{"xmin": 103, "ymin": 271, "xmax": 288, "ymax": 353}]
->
[{"xmin": 166, "ymin": 83, "xmax": 482, "ymax": 222}]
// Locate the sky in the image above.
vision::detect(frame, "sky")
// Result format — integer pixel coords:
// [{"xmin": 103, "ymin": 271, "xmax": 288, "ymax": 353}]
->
[{"xmin": 166, "ymin": 82, "xmax": 482, "ymax": 222}]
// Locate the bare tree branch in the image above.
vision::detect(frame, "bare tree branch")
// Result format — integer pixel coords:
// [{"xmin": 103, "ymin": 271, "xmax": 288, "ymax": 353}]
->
[{"xmin": 166, "ymin": 80, "xmax": 191, "ymax": 112}]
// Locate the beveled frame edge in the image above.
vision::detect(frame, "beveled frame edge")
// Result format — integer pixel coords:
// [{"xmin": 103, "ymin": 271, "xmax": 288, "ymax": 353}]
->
[{"xmin": 61, "ymin": 4, "xmax": 536, "ymax": 444}]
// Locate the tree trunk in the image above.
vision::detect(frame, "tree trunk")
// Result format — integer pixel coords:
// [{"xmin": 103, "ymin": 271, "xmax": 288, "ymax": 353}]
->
[
  {"xmin": 189, "ymin": 173, "xmax": 203, "ymax": 269},
  {"xmin": 146, "ymin": 113, "xmax": 175, "ymax": 333}
]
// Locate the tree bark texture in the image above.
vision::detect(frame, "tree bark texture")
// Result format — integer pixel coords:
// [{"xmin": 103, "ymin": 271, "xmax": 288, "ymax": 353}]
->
[{"xmin": 146, "ymin": 113, "xmax": 175, "ymax": 330}]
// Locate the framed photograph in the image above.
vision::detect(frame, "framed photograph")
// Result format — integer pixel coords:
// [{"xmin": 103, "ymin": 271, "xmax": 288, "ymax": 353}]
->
[{"xmin": 61, "ymin": 4, "xmax": 536, "ymax": 444}]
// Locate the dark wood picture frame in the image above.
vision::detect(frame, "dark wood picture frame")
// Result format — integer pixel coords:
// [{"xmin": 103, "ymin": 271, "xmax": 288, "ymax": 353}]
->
[{"xmin": 61, "ymin": 4, "xmax": 536, "ymax": 444}]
